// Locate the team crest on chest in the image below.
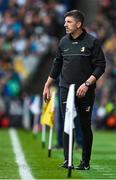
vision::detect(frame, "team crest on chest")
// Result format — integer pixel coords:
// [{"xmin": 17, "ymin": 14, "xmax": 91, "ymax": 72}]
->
[{"xmin": 80, "ymin": 47, "xmax": 85, "ymax": 52}]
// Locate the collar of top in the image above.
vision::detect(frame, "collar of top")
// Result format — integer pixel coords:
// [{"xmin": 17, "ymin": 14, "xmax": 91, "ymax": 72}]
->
[{"xmin": 69, "ymin": 28, "xmax": 86, "ymax": 41}]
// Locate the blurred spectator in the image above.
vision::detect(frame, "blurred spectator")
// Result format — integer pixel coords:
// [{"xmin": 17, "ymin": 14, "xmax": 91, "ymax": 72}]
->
[
  {"xmin": 0, "ymin": 0, "xmax": 8, "ymax": 13},
  {"xmin": 89, "ymin": 0, "xmax": 116, "ymax": 129},
  {"xmin": 0, "ymin": 0, "xmax": 67, "ymax": 128}
]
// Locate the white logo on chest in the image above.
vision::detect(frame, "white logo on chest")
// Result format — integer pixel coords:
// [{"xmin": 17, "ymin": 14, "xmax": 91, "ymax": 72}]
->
[
  {"xmin": 63, "ymin": 48, "xmax": 69, "ymax": 52},
  {"xmin": 85, "ymin": 106, "xmax": 91, "ymax": 112},
  {"xmin": 81, "ymin": 47, "xmax": 85, "ymax": 52},
  {"xmin": 72, "ymin": 42, "xmax": 78, "ymax": 44}
]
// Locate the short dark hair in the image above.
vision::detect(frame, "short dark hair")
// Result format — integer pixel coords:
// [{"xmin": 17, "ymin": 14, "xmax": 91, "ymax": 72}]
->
[{"xmin": 64, "ymin": 10, "xmax": 85, "ymax": 26}]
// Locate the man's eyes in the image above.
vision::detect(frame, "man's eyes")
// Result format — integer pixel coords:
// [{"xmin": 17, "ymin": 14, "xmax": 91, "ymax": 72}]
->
[{"xmin": 66, "ymin": 21, "xmax": 72, "ymax": 23}]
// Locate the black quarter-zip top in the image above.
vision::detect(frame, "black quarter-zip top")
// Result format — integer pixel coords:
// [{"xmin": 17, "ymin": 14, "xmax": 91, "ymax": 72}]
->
[{"xmin": 50, "ymin": 29, "xmax": 106, "ymax": 89}]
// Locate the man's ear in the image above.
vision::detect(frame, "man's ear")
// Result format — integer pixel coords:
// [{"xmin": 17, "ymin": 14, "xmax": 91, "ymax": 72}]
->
[{"xmin": 77, "ymin": 21, "xmax": 82, "ymax": 28}]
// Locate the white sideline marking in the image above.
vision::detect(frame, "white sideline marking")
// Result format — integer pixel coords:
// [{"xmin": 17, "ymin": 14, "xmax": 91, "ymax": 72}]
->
[{"xmin": 9, "ymin": 129, "xmax": 35, "ymax": 180}]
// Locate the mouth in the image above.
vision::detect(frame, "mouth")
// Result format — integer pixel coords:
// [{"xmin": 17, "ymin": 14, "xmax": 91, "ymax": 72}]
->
[{"xmin": 65, "ymin": 28, "xmax": 70, "ymax": 31}]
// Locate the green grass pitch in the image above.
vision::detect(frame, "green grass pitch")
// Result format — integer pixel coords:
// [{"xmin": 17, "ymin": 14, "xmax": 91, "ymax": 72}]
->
[{"xmin": 0, "ymin": 129, "xmax": 116, "ymax": 179}]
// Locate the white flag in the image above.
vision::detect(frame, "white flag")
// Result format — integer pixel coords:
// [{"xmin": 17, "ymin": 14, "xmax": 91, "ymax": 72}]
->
[
  {"xmin": 30, "ymin": 95, "xmax": 41, "ymax": 115},
  {"xmin": 64, "ymin": 84, "xmax": 77, "ymax": 134}
]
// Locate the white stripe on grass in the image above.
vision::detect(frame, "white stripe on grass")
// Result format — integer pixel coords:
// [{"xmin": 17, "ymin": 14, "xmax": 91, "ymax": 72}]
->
[
  {"xmin": 92, "ymin": 165, "xmax": 116, "ymax": 178},
  {"xmin": 9, "ymin": 128, "xmax": 35, "ymax": 180}
]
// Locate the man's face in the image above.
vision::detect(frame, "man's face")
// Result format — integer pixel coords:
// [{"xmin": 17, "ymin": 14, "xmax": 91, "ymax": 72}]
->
[{"xmin": 64, "ymin": 16, "xmax": 81, "ymax": 34}]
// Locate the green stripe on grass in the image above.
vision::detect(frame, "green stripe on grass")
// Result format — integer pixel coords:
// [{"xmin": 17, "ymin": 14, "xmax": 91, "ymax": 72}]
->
[
  {"xmin": 18, "ymin": 130, "xmax": 116, "ymax": 179},
  {"xmin": 0, "ymin": 129, "xmax": 20, "ymax": 179}
]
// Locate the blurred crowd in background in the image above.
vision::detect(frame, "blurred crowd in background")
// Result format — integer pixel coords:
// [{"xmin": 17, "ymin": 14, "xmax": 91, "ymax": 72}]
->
[
  {"xmin": 89, "ymin": 0, "xmax": 116, "ymax": 129},
  {"xmin": 0, "ymin": 0, "xmax": 116, "ymax": 133}
]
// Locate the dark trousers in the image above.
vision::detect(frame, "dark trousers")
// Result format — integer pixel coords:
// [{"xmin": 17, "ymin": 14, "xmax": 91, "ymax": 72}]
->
[
  {"xmin": 60, "ymin": 87, "xmax": 95, "ymax": 164},
  {"xmin": 57, "ymin": 87, "xmax": 63, "ymax": 147}
]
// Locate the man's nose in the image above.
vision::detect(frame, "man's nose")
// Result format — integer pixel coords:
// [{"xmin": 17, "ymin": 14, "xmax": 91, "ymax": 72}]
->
[{"xmin": 64, "ymin": 22, "xmax": 67, "ymax": 27}]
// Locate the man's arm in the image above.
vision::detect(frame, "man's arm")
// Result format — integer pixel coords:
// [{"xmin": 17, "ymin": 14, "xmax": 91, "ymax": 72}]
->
[
  {"xmin": 49, "ymin": 44, "xmax": 63, "ymax": 79},
  {"xmin": 85, "ymin": 75, "xmax": 96, "ymax": 86},
  {"xmin": 76, "ymin": 39, "xmax": 106, "ymax": 98},
  {"xmin": 43, "ymin": 76, "xmax": 55, "ymax": 103},
  {"xmin": 76, "ymin": 75, "xmax": 96, "ymax": 98},
  {"xmin": 43, "ymin": 42, "xmax": 63, "ymax": 102},
  {"xmin": 91, "ymin": 39, "xmax": 106, "ymax": 80}
]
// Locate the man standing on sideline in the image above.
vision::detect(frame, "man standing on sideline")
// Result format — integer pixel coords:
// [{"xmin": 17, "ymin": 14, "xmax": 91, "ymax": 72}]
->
[{"xmin": 43, "ymin": 10, "xmax": 106, "ymax": 170}]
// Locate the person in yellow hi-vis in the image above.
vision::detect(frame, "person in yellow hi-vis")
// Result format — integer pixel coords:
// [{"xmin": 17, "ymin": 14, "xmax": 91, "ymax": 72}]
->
[{"xmin": 41, "ymin": 87, "xmax": 56, "ymax": 128}]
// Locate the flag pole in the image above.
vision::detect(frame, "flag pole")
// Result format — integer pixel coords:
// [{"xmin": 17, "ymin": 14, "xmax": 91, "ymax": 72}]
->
[
  {"xmin": 63, "ymin": 84, "xmax": 76, "ymax": 178},
  {"xmin": 48, "ymin": 88, "xmax": 55, "ymax": 157},
  {"xmin": 41, "ymin": 125, "xmax": 46, "ymax": 148},
  {"xmin": 67, "ymin": 108, "xmax": 73, "ymax": 178},
  {"xmin": 48, "ymin": 127, "xmax": 53, "ymax": 157}
]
